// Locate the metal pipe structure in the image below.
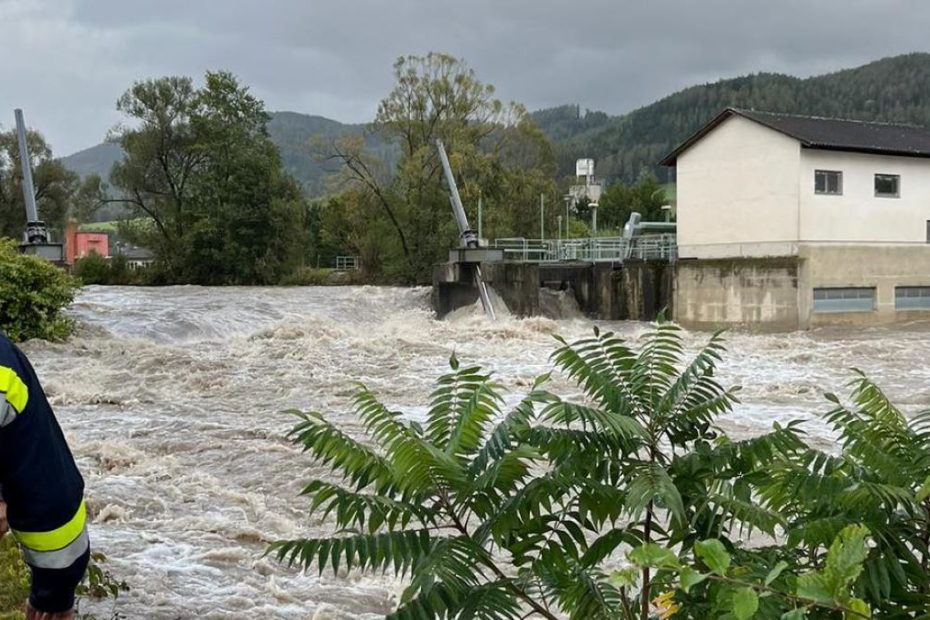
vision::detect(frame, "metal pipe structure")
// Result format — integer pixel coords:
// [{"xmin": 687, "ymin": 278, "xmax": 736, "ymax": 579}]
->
[
  {"xmin": 435, "ymin": 139, "xmax": 496, "ymax": 321},
  {"xmin": 436, "ymin": 140, "xmax": 477, "ymax": 249},
  {"xmin": 14, "ymin": 109, "xmax": 49, "ymax": 244},
  {"xmin": 14, "ymin": 109, "xmax": 38, "ymax": 223}
]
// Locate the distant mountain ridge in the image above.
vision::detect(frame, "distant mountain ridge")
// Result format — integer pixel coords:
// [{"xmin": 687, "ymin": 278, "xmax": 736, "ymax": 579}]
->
[
  {"xmin": 531, "ymin": 52, "xmax": 930, "ymax": 182},
  {"xmin": 62, "ymin": 52, "xmax": 930, "ymax": 193}
]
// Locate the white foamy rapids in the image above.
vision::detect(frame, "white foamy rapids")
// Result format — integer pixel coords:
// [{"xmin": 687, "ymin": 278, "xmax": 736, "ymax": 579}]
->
[{"xmin": 22, "ymin": 285, "xmax": 930, "ymax": 617}]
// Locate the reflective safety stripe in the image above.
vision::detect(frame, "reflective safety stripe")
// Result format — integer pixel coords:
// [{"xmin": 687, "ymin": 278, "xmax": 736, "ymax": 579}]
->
[
  {"xmin": 0, "ymin": 366, "xmax": 28, "ymax": 427},
  {"xmin": 19, "ymin": 526, "xmax": 89, "ymax": 570},
  {"xmin": 13, "ymin": 500, "xmax": 87, "ymax": 552},
  {"xmin": 0, "ymin": 400, "xmax": 16, "ymax": 427}
]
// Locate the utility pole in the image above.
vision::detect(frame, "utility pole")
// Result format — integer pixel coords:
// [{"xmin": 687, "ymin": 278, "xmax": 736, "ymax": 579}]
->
[
  {"xmin": 477, "ymin": 192, "xmax": 483, "ymax": 241},
  {"xmin": 564, "ymin": 196, "xmax": 571, "ymax": 239},
  {"xmin": 539, "ymin": 194, "xmax": 545, "ymax": 240}
]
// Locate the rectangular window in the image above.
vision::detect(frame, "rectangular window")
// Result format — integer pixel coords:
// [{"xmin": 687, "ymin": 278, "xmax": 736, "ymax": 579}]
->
[
  {"xmin": 812, "ymin": 287, "xmax": 875, "ymax": 313},
  {"xmin": 814, "ymin": 170, "xmax": 842, "ymax": 195},
  {"xmin": 874, "ymin": 174, "xmax": 900, "ymax": 198},
  {"xmin": 895, "ymin": 286, "xmax": 930, "ymax": 310}
]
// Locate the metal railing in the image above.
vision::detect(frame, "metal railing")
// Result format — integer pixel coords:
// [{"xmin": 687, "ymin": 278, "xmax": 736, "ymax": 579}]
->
[
  {"xmin": 490, "ymin": 234, "xmax": 677, "ymax": 263},
  {"xmin": 335, "ymin": 256, "xmax": 360, "ymax": 271}
]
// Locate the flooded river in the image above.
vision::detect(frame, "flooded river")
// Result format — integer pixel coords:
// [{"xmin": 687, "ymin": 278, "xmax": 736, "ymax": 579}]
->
[{"xmin": 20, "ymin": 285, "xmax": 930, "ymax": 619}]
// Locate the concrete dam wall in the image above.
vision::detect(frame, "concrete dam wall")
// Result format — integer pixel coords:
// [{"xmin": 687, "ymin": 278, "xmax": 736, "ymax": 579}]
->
[{"xmin": 432, "ymin": 260, "xmax": 674, "ymax": 321}]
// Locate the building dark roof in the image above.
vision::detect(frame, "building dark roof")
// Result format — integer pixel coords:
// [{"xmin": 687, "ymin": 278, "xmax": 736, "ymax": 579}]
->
[
  {"xmin": 659, "ymin": 108, "xmax": 930, "ymax": 166},
  {"xmin": 113, "ymin": 245, "xmax": 154, "ymax": 261}
]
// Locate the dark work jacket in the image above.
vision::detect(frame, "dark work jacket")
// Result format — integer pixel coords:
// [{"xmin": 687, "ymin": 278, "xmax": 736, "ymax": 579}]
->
[{"xmin": 0, "ymin": 331, "xmax": 89, "ymax": 612}]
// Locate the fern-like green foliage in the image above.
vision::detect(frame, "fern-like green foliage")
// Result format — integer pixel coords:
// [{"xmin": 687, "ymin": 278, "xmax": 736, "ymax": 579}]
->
[
  {"xmin": 629, "ymin": 524, "xmax": 876, "ymax": 619},
  {"xmin": 272, "ymin": 322, "xmax": 810, "ymax": 619},
  {"xmin": 760, "ymin": 373, "xmax": 930, "ymax": 616}
]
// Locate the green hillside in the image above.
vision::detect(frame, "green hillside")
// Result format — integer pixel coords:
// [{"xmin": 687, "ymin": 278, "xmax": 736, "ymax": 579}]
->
[
  {"xmin": 62, "ymin": 53, "xmax": 930, "ymax": 195},
  {"xmin": 266, "ymin": 112, "xmax": 400, "ymax": 195},
  {"xmin": 59, "ymin": 141, "xmax": 123, "ymax": 179},
  {"xmin": 534, "ymin": 52, "xmax": 930, "ymax": 182}
]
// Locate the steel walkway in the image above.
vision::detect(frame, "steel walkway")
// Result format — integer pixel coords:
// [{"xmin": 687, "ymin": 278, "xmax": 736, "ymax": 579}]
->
[{"xmin": 490, "ymin": 234, "xmax": 677, "ymax": 263}]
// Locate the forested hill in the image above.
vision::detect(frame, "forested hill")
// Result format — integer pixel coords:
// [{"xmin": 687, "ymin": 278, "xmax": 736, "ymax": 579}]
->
[
  {"xmin": 63, "ymin": 53, "xmax": 930, "ymax": 192},
  {"xmin": 534, "ymin": 52, "xmax": 930, "ymax": 183}
]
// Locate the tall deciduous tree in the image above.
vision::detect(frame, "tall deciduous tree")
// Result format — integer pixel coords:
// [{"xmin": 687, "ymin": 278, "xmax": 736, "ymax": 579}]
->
[
  {"xmin": 328, "ymin": 53, "xmax": 557, "ymax": 282},
  {"xmin": 109, "ymin": 71, "xmax": 306, "ymax": 284}
]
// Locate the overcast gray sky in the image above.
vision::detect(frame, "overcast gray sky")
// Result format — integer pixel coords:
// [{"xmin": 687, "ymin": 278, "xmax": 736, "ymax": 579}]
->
[{"xmin": 2, "ymin": 0, "xmax": 928, "ymax": 155}]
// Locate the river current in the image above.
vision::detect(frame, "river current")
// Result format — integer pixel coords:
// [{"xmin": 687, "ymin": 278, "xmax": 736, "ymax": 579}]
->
[{"xmin": 20, "ymin": 285, "xmax": 930, "ymax": 619}]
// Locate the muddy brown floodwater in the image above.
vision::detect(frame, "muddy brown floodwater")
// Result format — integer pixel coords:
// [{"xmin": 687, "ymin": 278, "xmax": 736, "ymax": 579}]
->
[{"xmin": 21, "ymin": 285, "xmax": 930, "ymax": 619}]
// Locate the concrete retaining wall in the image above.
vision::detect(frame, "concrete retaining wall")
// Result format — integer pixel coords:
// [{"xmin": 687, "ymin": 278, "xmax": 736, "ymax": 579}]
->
[
  {"xmin": 673, "ymin": 257, "xmax": 802, "ymax": 331},
  {"xmin": 801, "ymin": 244, "xmax": 930, "ymax": 327},
  {"xmin": 432, "ymin": 262, "xmax": 540, "ymax": 318},
  {"xmin": 434, "ymin": 260, "xmax": 672, "ymax": 321}
]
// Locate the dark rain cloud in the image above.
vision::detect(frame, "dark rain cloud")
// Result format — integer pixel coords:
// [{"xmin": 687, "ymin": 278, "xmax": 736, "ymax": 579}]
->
[{"xmin": 2, "ymin": 0, "xmax": 928, "ymax": 154}]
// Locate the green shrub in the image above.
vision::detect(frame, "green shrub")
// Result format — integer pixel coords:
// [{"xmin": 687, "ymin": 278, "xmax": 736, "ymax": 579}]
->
[
  {"xmin": 279, "ymin": 266, "xmax": 372, "ymax": 286},
  {"xmin": 106, "ymin": 255, "xmax": 135, "ymax": 286},
  {"xmin": 278, "ymin": 267, "xmax": 336, "ymax": 286},
  {"xmin": 271, "ymin": 323, "xmax": 801, "ymax": 618},
  {"xmin": 0, "ymin": 238, "xmax": 78, "ymax": 342},
  {"xmin": 73, "ymin": 253, "xmax": 139, "ymax": 286},
  {"xmin": 273, "ymin": 322, "xmax": 927, "ymax": 618},
  {"xmin": 73, "ymin": 252, "xmax": 111, "ymax": 285}
]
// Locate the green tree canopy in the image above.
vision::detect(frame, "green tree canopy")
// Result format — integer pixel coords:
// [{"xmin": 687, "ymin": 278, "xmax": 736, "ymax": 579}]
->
[
  {"xmin": 326, "ymin": 52, "xmax": 558, "ymax": 282},
  {"xmin": 597, "ymin": 173, "xmax": 670, "ymax": 232},
  {"xmin": 109, "ymin": 71, "xmax": 306, "ymax": 284}
]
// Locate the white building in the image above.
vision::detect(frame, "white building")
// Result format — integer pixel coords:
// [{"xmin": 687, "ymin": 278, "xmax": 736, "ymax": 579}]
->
[{"xmin": 661, "ymin": 108, "xmax": 930, "ymax": 329}]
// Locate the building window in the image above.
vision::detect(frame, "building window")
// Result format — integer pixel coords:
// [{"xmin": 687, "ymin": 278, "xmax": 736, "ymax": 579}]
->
[
  {"xmin": 814, "ymin": 170, "xmax": 842, "ymax": 195},
  {"xmin": 874, "ymin": 174, "xmax": 900, "ymax": 198},
  {"xmin": 812, "ymin": 287, "xmax": 875, "ymax": 313},
  {"xmin": 895, "ymin": 286, "xmax": 930, "ymax": 310}
]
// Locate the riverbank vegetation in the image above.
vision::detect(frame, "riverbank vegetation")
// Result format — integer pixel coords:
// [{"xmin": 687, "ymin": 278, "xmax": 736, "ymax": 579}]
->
[
  {"xmin": 0, "ymin": 239, "xmax": 78, "ymax": 341},
  {"xmin": 275, "ymin": 322, "xmax": 930, "ymax": 618},
  {"xmin": 0, "ymin": 537, "xmax": 128, "ymax": 620}
]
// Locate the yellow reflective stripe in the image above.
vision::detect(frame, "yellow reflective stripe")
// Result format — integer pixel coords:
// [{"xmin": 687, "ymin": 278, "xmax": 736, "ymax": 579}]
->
[
  {"xmin": 0, "ymin": 365, "xmax": 28, "ymax": 413},
  {"xmin": 13, "ymin": 500, "xmax": 86, "ymax": 552}
]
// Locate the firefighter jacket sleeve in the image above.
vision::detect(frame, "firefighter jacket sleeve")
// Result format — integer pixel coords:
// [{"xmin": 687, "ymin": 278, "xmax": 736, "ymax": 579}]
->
[{"xmin": 0, "ymin": 335, "xmax": 89, "ymax": 613}]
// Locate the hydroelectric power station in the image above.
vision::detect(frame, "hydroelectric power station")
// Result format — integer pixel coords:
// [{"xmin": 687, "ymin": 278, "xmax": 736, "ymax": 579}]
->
[{"xmin": 432, "ymin": 156, "xmax": 678, "ymax": 320}]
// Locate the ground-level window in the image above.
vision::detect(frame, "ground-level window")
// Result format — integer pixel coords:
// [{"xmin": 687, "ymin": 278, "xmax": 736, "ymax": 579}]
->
[
  {"xmin": 875, "ymin": 173, "xmax": 900, "ymax": 198},
  {"xmin": 812, "ymin": 287, "xmax": 875, "ymax": 313},
  {"xmin": 895, "ymin": 286, "xmax": 930, "ymax": 310},
  {"xmin": 814, "ymin": 170, "xmax": 842, "ymax": 195}
]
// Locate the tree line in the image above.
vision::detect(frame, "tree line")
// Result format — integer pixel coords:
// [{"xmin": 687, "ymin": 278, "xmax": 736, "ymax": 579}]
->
[{"xmin": 2, "ymin": 53, "xmax": 669, "ymax": 285}]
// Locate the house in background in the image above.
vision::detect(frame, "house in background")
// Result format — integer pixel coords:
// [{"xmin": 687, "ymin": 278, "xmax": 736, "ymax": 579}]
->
[
  {"xmin": 661, "ymin": 108, "xmax": 930, "ymax": 330},
  {"xmin": 113, "ymin": 244, "xmax": 155, "ymax": 270}
]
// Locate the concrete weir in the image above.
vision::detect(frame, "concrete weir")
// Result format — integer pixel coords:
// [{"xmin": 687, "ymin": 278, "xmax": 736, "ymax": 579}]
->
[{"xmin": 432, "ymin": 259, "xmax": 674, "ymax": 321}]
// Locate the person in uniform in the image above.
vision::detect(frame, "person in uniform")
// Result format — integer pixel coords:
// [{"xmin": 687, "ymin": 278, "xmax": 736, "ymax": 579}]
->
[{"xmin": 0, "ymin": 331, "xmax": 89, "ymax": 620}]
